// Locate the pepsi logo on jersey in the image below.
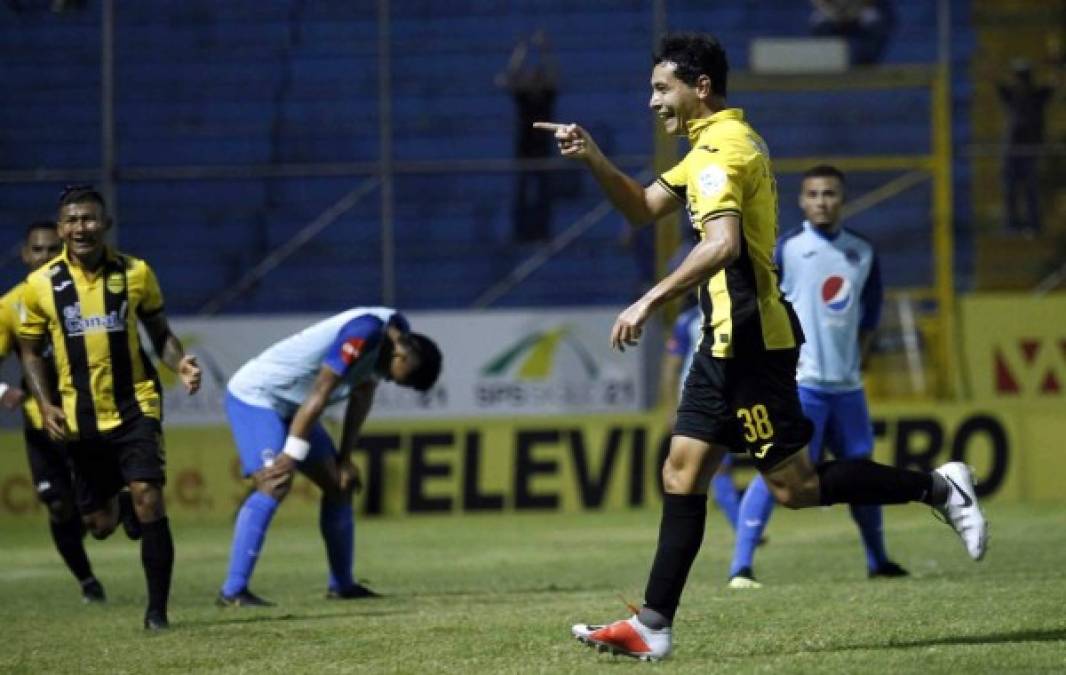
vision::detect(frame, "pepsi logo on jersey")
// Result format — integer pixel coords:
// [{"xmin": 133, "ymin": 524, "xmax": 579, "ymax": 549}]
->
[{"xmin": 821, "ymin": 275, "xmax": 852, "ymax": 313}]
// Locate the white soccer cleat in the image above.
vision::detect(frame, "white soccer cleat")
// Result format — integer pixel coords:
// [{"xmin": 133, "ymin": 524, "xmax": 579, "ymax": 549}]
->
[
  {"xmin": 933, "ymin": 462, "xmax": 988, "ymax": 561},
  {"xmin": 572, "ymin": 615, "xmax": 672, "ymax": 661},
  {"xmin": 728, "ymin": 575, "xmax": 763, "ymax": 590}
]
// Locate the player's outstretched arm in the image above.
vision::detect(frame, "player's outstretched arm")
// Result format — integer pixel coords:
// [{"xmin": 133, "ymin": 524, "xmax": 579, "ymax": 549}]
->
[
  {"xmin": 533, "ymin": 121, "xmax": 678, "ymax": 225},
  {"xmin": 142, "ymin": 313, "xmax": 201, "ymax": 394}
]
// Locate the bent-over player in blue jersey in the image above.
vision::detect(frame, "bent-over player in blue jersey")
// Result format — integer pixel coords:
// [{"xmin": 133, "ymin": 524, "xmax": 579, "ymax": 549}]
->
[
  {"xmin": 728, "ymin": 165, "xmax": 907, "ymax": 588},
  {"xmin": 217, "ymin": 308, "xmax": 442, "ymax": 606}
]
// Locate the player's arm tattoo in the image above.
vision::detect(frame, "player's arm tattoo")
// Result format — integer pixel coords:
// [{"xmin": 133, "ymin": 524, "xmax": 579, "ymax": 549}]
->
[
  {"xmin": 141, "ymin": 313, "xmax": 186, "ymax": 371},
  {"xmin": 17, "ymin": 336, "xmax": 57, "ymax": 409},
  {"xmin": 339, "ymin": 381, "xmax": 377, "ymax": 459}
]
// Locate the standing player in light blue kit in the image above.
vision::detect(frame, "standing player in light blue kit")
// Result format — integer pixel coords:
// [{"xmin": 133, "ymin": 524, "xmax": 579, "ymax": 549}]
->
[
  {"xmin": 217, "ymin": 308, "xmax": 442, "ymax": 606},
  {"xmin": 727, "ymin": 165, "xmax": 907, "ymax": 588}
]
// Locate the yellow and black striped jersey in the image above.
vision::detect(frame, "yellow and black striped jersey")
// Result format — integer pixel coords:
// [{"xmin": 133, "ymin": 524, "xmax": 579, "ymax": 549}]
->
[
  {"xmin": 657, "ymin": 108, "xmax": 800, "ymax": 357},
  {"xmin": 18, "ymin": 248, "xmax": 164, "ymax": 437},
  {"xmin": 0, "ymin": 281, "xmax": 49, "ymax": 430}
]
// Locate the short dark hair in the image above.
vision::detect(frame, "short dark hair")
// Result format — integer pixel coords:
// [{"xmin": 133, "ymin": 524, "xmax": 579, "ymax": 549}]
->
[
  {"xmin": 58, "ymin": 184, "xmax": 107, "ymax": 211},
  {"xmin": 802, "ymin": 165, "xmax": 846, "ymax": 185},
  {"xmin": 405, "ymin": 333, "xmax": 442, "ymax": 392},
  {"xmin": 653, "ymin": 33, "xmax": 729, "ymax": 97},
  {"xmin": 26, "ymin": 220, "xmax": 57, "ymax": 239}
]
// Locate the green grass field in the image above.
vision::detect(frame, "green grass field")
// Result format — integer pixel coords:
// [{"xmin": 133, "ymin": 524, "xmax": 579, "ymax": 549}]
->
[{"xmin": 2, "ymin": 503, "xmax": 1065, "ymax": 673}]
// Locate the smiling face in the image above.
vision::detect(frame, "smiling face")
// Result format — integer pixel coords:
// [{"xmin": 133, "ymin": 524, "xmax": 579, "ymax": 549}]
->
[
  {"xmin": 648, "ymin": 61, "xmax": 706, "ymax": 136},
  {"xmin": 57, "ymin": 200, "xmax": 109, "ymax": 267}
]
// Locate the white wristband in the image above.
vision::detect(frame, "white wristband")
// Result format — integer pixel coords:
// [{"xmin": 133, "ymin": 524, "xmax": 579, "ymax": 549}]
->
[
  {"xmin": 0, "ymin": 383, "xmax": 9, "ymax": 398},
  {"xmin": 281, "ymin": 435, "xmax": 311, "ymax": 462}
]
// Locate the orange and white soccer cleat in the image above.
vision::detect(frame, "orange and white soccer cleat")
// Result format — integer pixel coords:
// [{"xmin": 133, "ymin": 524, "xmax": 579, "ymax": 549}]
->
[{"xmin": 572, "ymin": 615, "xmax": 672, "ymax": 661}]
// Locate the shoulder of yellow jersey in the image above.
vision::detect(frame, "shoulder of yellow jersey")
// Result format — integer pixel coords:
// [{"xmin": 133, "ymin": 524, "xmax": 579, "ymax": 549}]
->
[
  {"xmin": 0, "ymin": 281, "xmax": 26, "ymax": 309},
  {"xmin": 706, "ymin": 120, "xmax": 768, "ymax": 161},
  {"xmin": 24, "ymin": 258, "xmax": 64, "ymax": 291},
  {"xmin": 117, "ymin": 251, "xmax": 152, "ymax": 275}
]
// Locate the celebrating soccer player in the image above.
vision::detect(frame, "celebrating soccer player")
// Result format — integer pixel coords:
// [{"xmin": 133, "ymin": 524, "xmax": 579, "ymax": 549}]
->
[
  {"xmin": 537, "ymin": 33, "xmax": 987, "ymax": 661},
  {"xmin": 0, "ymin": 221, "xmax": 108, "ymax": 603},
  {"xmin": 216, "ymin": 308, "xmax": 441, "ymax": 607},
  {"xmin": 17, "ymin": 185, "xmax": 202, "ymax": 630}
]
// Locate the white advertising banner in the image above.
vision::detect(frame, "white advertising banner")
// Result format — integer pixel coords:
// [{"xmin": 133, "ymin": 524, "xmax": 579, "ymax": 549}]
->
[{"xmin": 162, "ymin": 308, "xmax": 650, "ymax": 425}]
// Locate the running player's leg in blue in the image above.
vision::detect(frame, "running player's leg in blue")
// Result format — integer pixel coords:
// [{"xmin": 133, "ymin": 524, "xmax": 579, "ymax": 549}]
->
[
  {"xmin": 710, "ymin": 454, "xmax": 740, "ymax": 530},
  {"xmin": 729, "ymin": 388, "xmax": 830, "ymax": 579},
  {"xmin": 299, "ymin": 424, "xmax": 356, "ymax": 593},
  {"xmin": 728, "ymin": 475, "xmax": 772, "ymax": 577},
  {"xmin": 828, "ymin": 390, "xmax": 890, "ymax": 571},
  {"xmin": 221, "ymin": 393, "xmax": 286, "ymax": 597}
]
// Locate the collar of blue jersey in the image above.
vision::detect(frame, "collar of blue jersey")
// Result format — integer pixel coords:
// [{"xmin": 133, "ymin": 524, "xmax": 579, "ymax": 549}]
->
[
  {"xmin": 685, "ymin": 108, "xmax": 744, "ymax": 141},
  {"xmin": 804, "ymin": 219, "xmax": 843, "ymax": 242}
]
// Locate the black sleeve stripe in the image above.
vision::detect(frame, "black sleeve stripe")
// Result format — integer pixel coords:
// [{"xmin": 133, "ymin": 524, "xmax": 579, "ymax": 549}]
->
[
  {"xmin": 656, "ymin": 178, "xmax": 685, "ymax": 202},
  {"xmin": 699, "ymin": 209, "xmax": 741, "ymax": 224}
]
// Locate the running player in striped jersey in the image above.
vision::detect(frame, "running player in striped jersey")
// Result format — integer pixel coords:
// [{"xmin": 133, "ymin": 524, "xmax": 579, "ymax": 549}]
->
[
  {"xmin": 18, "ymin": 185, "xmax": 202, "ymax": 630},
  {"xmin": 538, "ymin": 33, "xmax": 987, "ymax": 661}
]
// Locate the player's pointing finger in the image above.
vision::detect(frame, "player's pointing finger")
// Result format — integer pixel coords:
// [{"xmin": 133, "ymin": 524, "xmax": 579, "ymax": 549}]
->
[{"xmin": 532, "ymin": 121, "xmax": 565, "ymax": 131}]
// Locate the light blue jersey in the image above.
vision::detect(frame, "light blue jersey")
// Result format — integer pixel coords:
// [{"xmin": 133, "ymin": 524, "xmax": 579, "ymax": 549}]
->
[
  {"xmin": 775, "ymin": 222, "xmax": 882, "ymax": 392},
  {"xmin": 227, "ymin": 307, "xmax": 405, "ymax": 417}
]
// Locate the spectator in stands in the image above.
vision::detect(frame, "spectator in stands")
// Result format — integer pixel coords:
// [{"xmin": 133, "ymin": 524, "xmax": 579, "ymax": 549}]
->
[
  {"xmin": 809, "ymin": 0, "xmax": 895, "ymax": 66},
  {"xmin": 998, "ymin": 58, "xmax": 1055, "ymax": 236},
  {"xmin": 497, "ymin": 29, "xmax": 559, "ymax": 243}
]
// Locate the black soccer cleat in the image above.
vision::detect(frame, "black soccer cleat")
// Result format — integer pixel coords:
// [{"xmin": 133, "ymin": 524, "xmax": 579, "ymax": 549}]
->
[
  {"xmin": 326, "ymin": 583, "xmax": 382, "ymax": 600},
  {"xmin": 118, "ymin": 490, "xmax": 142, "ymax": 541},
  {"xmin": 216, "ymin": 589, "xmax": 275, "ymax": 608},
  {"xmin": 143, "ymin": 611, "xmax": 169, "ymax": 631},
  {"xmin": 868, "ymin": 561, "xmax": 910, "ymax": 579},
  {"xmin": 81, "ymin": 578, "xmax": 106, "ymax": 604}
]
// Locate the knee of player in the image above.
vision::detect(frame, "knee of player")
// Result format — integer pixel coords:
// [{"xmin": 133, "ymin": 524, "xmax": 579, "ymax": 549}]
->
[
  {"xmin": 660, "ymin": 463, "xmax": 689, "ymax": 494},
  {"xmin": 130, "ymin": 483, "xmax": 166, "ymax": 521},
  {"xmin": 321, "ymin": 483, "xmax": 354, "ymax": 506},
  {"xmin": 768, "ymin": 480, "xmax": 819, "ymax": 509},
  {"xmin": 255, "ymin": 478, "xmax": 292, "ymax": 503},
  {"xmin": 84, "ymin": 517, "xmax": 115, "ymax": 540}
]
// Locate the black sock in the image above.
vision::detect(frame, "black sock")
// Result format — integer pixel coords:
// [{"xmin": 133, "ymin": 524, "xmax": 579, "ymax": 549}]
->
[
  {"xmin": 817, "ymin": 460, "xmax": 934, "ymax": 505},
  {"xmin": 141, "ymin": 518, "xmax": 174, "ymax": 617},
  {"xmin": 49, "ymin": 515, "xmax": 94, "ymax": 582},
  {"xmin": 642, "ymin": 494, "xmax": 707, "ymax": 624}
]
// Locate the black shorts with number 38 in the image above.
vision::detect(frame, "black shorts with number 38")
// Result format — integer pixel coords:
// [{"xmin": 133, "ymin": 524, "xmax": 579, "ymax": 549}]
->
[{"xmin": 674, "ymin": 347, "xmax": 813, "ymax": 472}]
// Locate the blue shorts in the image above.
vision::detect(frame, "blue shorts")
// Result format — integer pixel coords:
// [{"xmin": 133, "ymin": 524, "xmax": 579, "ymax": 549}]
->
[
  {"xmin": 798, "ymin": 386, "xmax": 874, "ymax": 463},
  {"xmin": 225, "ymin": 391, "xmax": 338, "ymax": 476}
]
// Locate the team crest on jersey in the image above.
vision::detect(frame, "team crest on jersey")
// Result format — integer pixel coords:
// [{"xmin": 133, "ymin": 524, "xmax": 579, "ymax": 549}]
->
[
  {"xmin": 106, "ymin": 271, "xmax": 125, "ymax": 294},
  {"xmin": 821, "ymin": 275, "xmax": 852, "ymax": 313},
  {"xmin": 340, "ymin": 337, "xmax": 366, "ymax": 365},
  {"xmin": 697, "ymin": 165, "xmax": 727, "ymax": 197}
]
